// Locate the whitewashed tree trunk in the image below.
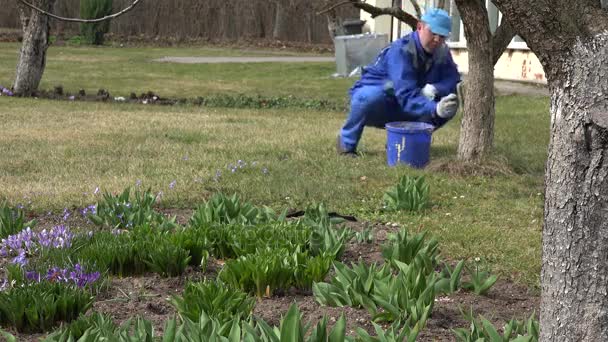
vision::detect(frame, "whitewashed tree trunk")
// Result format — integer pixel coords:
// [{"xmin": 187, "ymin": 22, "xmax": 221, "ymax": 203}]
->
[
  {"xmin": 540, "ymin": 34, "xmax": 608, "ymax": 341},
  {"xmin": 13, "ymin": 0, "xmax": 56, "ymax": 96}
]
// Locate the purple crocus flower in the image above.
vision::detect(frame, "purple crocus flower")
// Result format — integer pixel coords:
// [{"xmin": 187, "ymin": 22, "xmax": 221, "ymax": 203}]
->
[
  {"xmin": 4, "ymin": 235, "xmax": 21, "ymax": 251},
  {"xmin": 12, "ymin": 250, "xmax": 28, "ymax": 266},
  {"xmin": 46, "ymin": 267, "xmax": 68, "ymax": 282},
  {"xmin": 1, "ymin": 87, "xmax": 13, "ymax": 96},
  {"xmin": 38, "ymin": 225, "xmax": 73, "ymax": 249},
  {"xmin": 169, "ymin": 180, "xmax": 176, "ymax": 189},
  {"xmin": 26, "ymin": 271, "xmax": 41, "ymax": 282},
  {"xmin": 62, "ymin": 208, "xmax": 71, "ymax": 221}
]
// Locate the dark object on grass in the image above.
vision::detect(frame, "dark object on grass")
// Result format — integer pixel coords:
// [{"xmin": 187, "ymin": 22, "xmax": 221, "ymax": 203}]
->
[
  {"xmin": 285, "ymin": 210, "xmax": 357, "ymax": 222},
  {"xmin": 53, "ymin": 85, "xmax": 63, "ymax": 95}
]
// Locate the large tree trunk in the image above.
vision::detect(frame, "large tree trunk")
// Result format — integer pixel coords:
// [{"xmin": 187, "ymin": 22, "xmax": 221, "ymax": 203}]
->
[
  {"xmin": 454, "ymin": 0, "xmax": 494, "ymax": 162},
  {"xmin": 491, "ymin": 1, "xmax": 608, "ymax": 340},
  {"xmin": 540, "ymin": 36, "xmax": 608, "ymax": 341},
  {"xmin": 13, "ymin": 0, "xmax": 56, "ymax": 96}
]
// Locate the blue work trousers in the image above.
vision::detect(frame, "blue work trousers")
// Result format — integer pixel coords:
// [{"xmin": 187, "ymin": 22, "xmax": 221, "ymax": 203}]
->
[{"xmin": 339, "ymin": 85, "xmax": 447, "ymax": 152}]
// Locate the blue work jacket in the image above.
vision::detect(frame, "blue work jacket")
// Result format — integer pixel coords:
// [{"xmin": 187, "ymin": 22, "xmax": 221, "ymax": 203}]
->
[{"xmin": 351, "ymin": 31, "xmax": 461, "ymax": 119}]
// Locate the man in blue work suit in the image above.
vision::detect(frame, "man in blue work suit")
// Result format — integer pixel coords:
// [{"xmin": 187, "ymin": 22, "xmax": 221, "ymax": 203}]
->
[{"xmin": 337, "ymin": 8, "xmax": 461, "ymax": 156}]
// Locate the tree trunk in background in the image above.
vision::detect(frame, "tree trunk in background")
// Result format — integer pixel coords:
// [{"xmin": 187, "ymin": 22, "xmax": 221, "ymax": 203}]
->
[
  {"xmin": 325, "ymin": 10, "xmax": 341, "ymax": 41},
  {"xmin": 491, "ymin": 1, "xmax": 608, "ymax": 340},
  {"xmin": 272, "ymin": 1, "xmax": 285, "ymax": 40},
  {"xmin": 13, "ymin": 0, "xmax": 56, "ymax": 95},
  {"xmin": 454, "ymin": 0, "xmax": 494, "ymax": 161}
]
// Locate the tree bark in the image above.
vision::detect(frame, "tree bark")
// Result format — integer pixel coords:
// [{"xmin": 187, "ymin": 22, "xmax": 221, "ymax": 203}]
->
[
  {"xmin": 540, "ymin": 36, "xmax": 608, "ymax": 341},
  {"xmin": 455, "ymin": 0, "xmax": 495, "ymax": 162},
  {"xmin": 491, "ymin": 1, "xmax": 608, "ymax": 340},
  {"xmin": 13, "ymin": 0, "xmax": 56, "ymax": 96}
]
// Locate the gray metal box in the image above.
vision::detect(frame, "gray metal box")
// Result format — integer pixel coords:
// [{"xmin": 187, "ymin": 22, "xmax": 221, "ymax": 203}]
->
[{"xmin": 334, "ymin": 33, "xmax": 389, "ymax": 76}]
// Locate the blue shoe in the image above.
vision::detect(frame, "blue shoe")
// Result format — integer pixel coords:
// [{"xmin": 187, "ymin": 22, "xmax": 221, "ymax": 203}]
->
[{"xmin": 336, "ymin": 135, "xmax": 358, "ymax": 157}]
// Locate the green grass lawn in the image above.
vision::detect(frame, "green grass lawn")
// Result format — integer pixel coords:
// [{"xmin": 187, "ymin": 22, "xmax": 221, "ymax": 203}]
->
[
  {"xmin": 0, "ymin": 43, "xmax": 550, "ymax": 287},
  {"xmin": 0, "ymin": 42, "xmax": 349, "ymax": 100}
]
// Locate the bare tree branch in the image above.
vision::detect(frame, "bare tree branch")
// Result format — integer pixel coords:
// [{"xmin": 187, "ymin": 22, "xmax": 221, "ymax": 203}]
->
[
  {"xmin": 407, "ymin": 0, "xmax": 422, "ymax": 17},
  {"xmin": 316, "ymin": 0, "xmax": 351, "ymax": 15},
  {"xmin": 16, "ymin": 0, "xmax": 142, "ymax": 23},
  {"xmin": 354, "ymin": 1, "xmax": 419, "ymax": 29},
  {"xmin": 317, "ymin": 0, "xmax": 419, "ymax": 30},
  {"xmin": 491, "ymin": 19, "xmax": 515, "ymax": 65}
]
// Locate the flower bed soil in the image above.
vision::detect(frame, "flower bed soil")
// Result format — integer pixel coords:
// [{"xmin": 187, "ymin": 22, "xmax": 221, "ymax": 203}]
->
[{"xmin": 5, "ymin": 209, "xmax": 540, "ymax": 341}]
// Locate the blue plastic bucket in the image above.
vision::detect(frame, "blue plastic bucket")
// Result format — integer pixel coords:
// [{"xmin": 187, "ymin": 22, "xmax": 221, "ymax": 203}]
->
[{"xmin": 385, "ymin": 122, "xmax": 434, "ymax": 168}]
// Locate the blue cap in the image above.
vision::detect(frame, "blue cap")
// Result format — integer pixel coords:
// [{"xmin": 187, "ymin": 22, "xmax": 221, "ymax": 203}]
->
[{"xmin": 420, "ymin": 8, "xmax": 452, "ymax": 37}]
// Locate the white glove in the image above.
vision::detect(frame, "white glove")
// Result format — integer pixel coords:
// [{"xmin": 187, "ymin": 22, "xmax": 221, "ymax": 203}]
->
[
  {"xmin": 436, "ymin": 94, "xmax": 459, "ymax": 119},
  {"xmin": 421, "ymin": 84, "xmax": 437, "ymax": 100}
]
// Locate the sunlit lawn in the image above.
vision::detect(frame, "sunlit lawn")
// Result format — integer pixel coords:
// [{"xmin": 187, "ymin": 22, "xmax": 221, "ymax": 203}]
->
[{"xmin": 0, "ymin": 42, "xmax": 349, "ymax": 100}]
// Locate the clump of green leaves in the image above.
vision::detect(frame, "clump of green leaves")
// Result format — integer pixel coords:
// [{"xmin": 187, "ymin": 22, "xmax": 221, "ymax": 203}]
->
[
  {"xmin": 0, "ymin": 202, "xmax": 36, "ymax": 239},
  {"xmin": 48, "ymin": 312, "xmax": 116, "ymax": 340},
  {"xmin": 314, "ymin": 256, "xmax": 437, "ymax": 330},
  {"xmin": 254, "ymin": 303, "xmax": 347, "ymax": 342},
  {"xmin": 371, "ymin": 258, "xmax": 436, "ymax": 324},
  {"xmin": 381, "ymin": 229, "xmax": 438, "ymax": 275},
  {"xmin": 189, "ymin": 193, "xmax": 282, "ymax": 227},
  {"xmin": 48, "ymin": 225, "xmax": 190, "ymax": 277},
  {"xmin": 0, "ymin": 282, "xmax": 93, "ymax": 333},
  {"xmin": 356, "ymin": 320, "xmax": 427, "ymax": 342},
  {"xmin": 383, "ymin": 175, "xmax": 430, "ymax": 212},
  {"xmin": 145, "ymin": 236, "xmax": 191, "ymax": 277},
  {"xmin": 301, "ymin": 202, "xmax": 345, "ymax": 228},
  {"xmin": 313, "ymin": 261, "xmax": 392, "ymax": 309},
  {"xmin": 218, "ymin": 248, "xmax": 295, "ymax": 298},
  {"xmin": 89, "ymin": 187, "xmax": 176, "ymax": 230},
  {"xmin": 304, "ymin": 202, "xmax": 352, "ymax": 259},
  {"xmin": 453, "ymin": 308, "xmax": 539, "ymax": 342},
  {"xmin": 169, "ymin": 280, "xmax": 255, "ymax": 323},
  {"xmin": 292, "ymin": 250, "xmax": 334, "ymax": 290},
  {"xmin": 171, "ymin": 226, "xmax": 212, "ymax": 267},
  {"xmin": 309, "ymin": 222, "xmax": 351, "ymax": 260},
  {"xmin": 44, "ymin": 314, "xmax": 162, "ymax": 341},
  {"xmin": 435, "ymin": 260, "xmax": 466, "ymax": 295},
  {"xmin": 219, "ymin": 248, "xmax": 288, "ymax": 298},
  {"xmin": 355, "ymin": 226, "xmax": 374, "ymax": 244},
  {"xmin": 462, "ymin": 259, "xmax": 498, "ymax": 296},
  {"xmin": 202, "ymin": 222, "xmax": 310, "ymax": 259},
  {"xmin": 218, "ymin": 247, "xmax": 333, "ymax": 298}
]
